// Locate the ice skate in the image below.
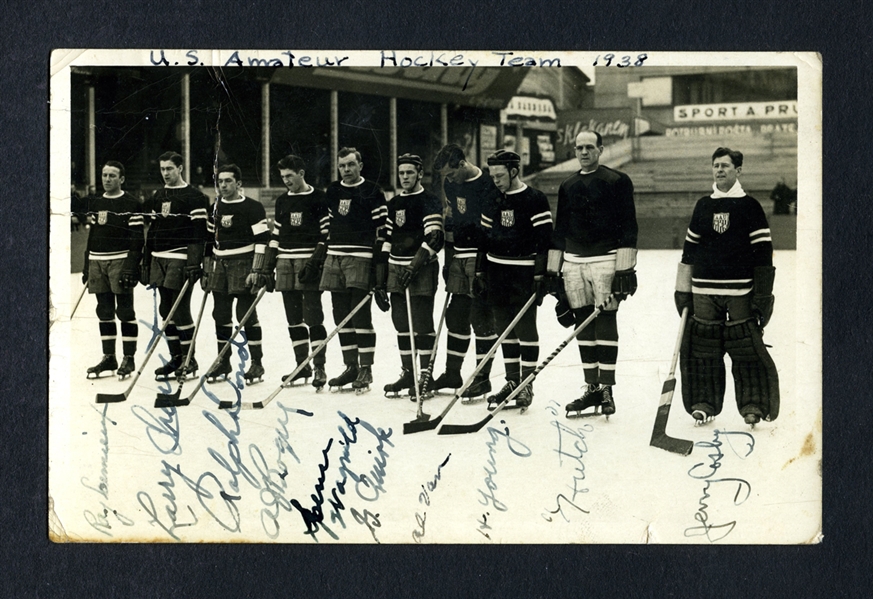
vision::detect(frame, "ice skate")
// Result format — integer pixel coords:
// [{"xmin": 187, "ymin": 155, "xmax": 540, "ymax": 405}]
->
[
  {"xmin": 244, "ymin": 361, "xmax": 265, "ymax": 385},
  {"xmin": 385, "ymin": 368, "xmax": 414, "ymax": 398},
  {"xmin": 431, "ymin": 369, "xmax": 463, "ymax": 394},
  {"xmin": 352, "ymin": 365, "xmax": 373, "ymax": 395},
  {"xmin": 744, "ymin": 412, "xmax": 761, "ymax": 429},
  {"xmin": 499, "ymin": 383, "xmax": 533, "ymax": 413},
  {"xmin": 692, "ymin": 407, "xmax": 715, "ymax": 426},
  {"xmin": 487, "ymin": 379, "xmax": 518, "ymax": 411},
  {"xmin": 117, "ymin": 355, "xmax": 135, "ymax": 380},
  {"xmin": 410, "ymin": 371, "xmax": 434, "ymax": 402},
  {"xmin": 461, "ymin": 373, "xmax": 491, "ymax": 404},
  {"xmin": 328, "ymin": 364, "xmax": 358, "ymax": 393},
  {"xmin": 600, "ymin": 385, "xmax": 616, "ymax": 419},
  {"xmin": 565, "ymin": 384, "xmax": 603, "ymax": 418},
  {"xmin": 311, "ymin": 366, "xmax": 327, "ymax": 392},
  {"xmin": 154, "ymin": 354, "xmax": 183, "ymax": 381},
  {"xmin": 283, "ymin": 364, "xmax": 312, "ymax": 386},
  {"xmin": 206, "ymin": 358, "xmax": 232, "ymax": 384},
  {"xmin": 86, "ymin": 354, "xmax": 117, "ymax": 379},
  {"xmin": 175, "ymin": 357, "xmax": 198, "ymax": 381}
]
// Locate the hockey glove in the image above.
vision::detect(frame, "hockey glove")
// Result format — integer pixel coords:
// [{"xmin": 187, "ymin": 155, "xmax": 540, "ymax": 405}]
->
[
  {"xmin": 298, "ymin": 243, "xmax": 327, "ymax": 284},
  {"xmin": 611, "ymin": 247, "xmax": 638, "ymax": 301},
  {"xmin": 246, "ymin": 251, "xmax": 275, "ymax": 293},
  {"xmin": 751, "ymin": 265, "xmax": 776, "ymax": 328},
  {"xmin": 201, "ymin": 257, "xmax": 212, "ymax": 291},
  {"xmin": 375, "ymin": 289, "xmax": 390, "ymax": 312},
  {"xmin": 119, "ymin": 249, "xmax": 142, "ymax": 290},
  {"xmin": 441, "ymin": 242, "xmax": 454, "ymax": 285},
  {"xmin": 373, "ymin": 262, "xmax": 390, "ymax": 312},
  {"xmin": 554, "ymin": 294, "xmax": 574, "ymax": 328},
  {"xmin": 139, "ymin": 250, "xmax": 151, "ymax": 286},
  {"xmin": 184, "ymin": 264, "xmax": 203, "ymax": 284},
  {"xmin": 185, "ymin": 243, "xmax": 204, "ymax": 284},
  {"xmin": 533, "ymin": 253, "xmax": 549, "ymax": 306},
  {"xmin": 82, "ymin": 253, "xmax": 90, "ymax": 285},
  {"xmin": 398, "ymin": 247, "xmax": 431, "ymax": 290},
  {"xmin": 674, "ymin": 291, "xmax": 694, "ymax": 317}
]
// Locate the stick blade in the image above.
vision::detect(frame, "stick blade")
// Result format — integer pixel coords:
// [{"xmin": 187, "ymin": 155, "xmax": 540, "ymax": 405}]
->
[
  {"xmin": 403, "ymin": 415, "xmax": 441, "ymax": 434},
  {"xmin": 650, "ymin": 434, "xmax": 694, "ymax": 456},
  {"xmin": 240, "ymin": 401, "xmax": 265, "ymax": 410},
  {"xmin": 218, "ymin": 400, "xmax": 236, "ymax": 410},
  {"xmin": 95, "ymin": 392, "xmax": 127, "ymax": 404},
  {"xmin": 437, "ymin": 418, "xmax": 489, "ymax": 435},
  {"xmin": 153, "ymin": 390, "xmax": 181, "ymax": 408}
]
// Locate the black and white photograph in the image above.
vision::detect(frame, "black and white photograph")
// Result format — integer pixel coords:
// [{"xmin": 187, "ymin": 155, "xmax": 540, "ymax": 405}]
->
[{"xmin": 48, "ymin": 50, "xmax": 821, "ymax": 544}]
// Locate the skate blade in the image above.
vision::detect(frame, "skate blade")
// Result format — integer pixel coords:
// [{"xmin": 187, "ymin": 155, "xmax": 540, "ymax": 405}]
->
[
  {"xmin": 461, "ymin": 396, "xmax": 486, "ymax": 405},
  {"xmin": 207, "ymin": 375, "xmax": 230, "ymax": 384},
  {"xmin": 329, "ymin": 386, "xmax": 356, "ymax": 394},
  {"xmin": 87, "ymin": 371, "xmax": 113, "ymax": 380},
  {"xmin": 314, "ymin": 386, "xmax": 325, "ymax": 393},
  {"xmin": 354, "ymin": 386, "xmax": 371, "ymax": 395},
  {"xmin": 693, "ymin": 417, "xmax": 715, "ymax": 426},
  {"xmin": 565, "ymin": 408, "xmax": 602, "ymax": 419},
  {"xmin": 244, "ymin": 377, "xmax": 264, "ymax": 385},
  {"xmin": 117, "ymin": 373, "xmax": 131, "ymax": 381},
  {"xmin": 489, "ymin": 403, "xmax": 525, "ymax": 412}
]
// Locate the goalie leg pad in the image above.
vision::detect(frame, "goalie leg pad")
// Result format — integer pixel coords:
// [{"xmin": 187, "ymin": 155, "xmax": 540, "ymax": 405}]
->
[
  {"xmin": 724, "ymin": 321, "xmax": 780, "ymax": 421},
  {"xmin": 680, "ymin": 320, "xmax": 726, "ymax": 416}
]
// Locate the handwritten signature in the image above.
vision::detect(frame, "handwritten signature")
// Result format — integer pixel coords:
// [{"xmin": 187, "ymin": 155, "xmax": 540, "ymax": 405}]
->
[
  {"xmin": 476, "ymin": 423, "xmax": 531, "ymax": 540},
  {"xmin": 412, "ymin": 453, "xmax": 451, "ymax": 543},
  {"xmin": 684, "ymin": 429, "xmax": 755, "ymax": 543},
  {"xmin": 541, "ymin": 401, "xmax": 591, "ymax": 522}
]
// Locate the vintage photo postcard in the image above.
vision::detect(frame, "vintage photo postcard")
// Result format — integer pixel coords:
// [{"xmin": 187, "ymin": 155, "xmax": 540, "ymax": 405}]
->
[{"xmin": 48, "ymin": 50, "xmax": 821, "ymax": 543}]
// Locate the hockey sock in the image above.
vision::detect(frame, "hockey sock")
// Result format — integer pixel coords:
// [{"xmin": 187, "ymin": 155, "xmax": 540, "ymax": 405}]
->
[
  {"xmin": 397, "ymin": 331, "xmax": 413, "ymax": 370},
  {"xmin": 475, "ymin": 334, "xmax": 497, "ymax": 376},
  {"xmin": 246, "ymin": 322, "xmax": 263, "ymax": 362},
  {"xmin": 416, "ymin": 332, "xmax": 435, "ymax": 371},
  {"xmin": 177, "ymin": 322, "xmax": 195, "ymax": 359},
  {"xmin": 501, "ymin": 335, "xmax": 521, "ymax": 382},
  {"xmin": 289, "ymin": 324, "xmax": 309, "ymax": 365},
  {"xmin": 98, "ymin": 320, "xmax": 117, "ymax": 356},
  {"xmin": 573, "ymin": 306, "xmax": 598, "ymax": 384},
  {"xmin": 309, "ymin": 324, "xmax": 327, "ymax": 367},
  {"xmin": 120, "ymin": 320, "xmax": 138, "ymax": 356},
  {"xmin": 595, "ymin": 310, "xmax": 618, "ymax": 386}
]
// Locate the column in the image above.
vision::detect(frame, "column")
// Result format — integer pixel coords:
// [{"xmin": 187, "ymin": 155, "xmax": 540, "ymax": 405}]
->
[
  {"xmin": 87, "ymin": 86, "xmax": 96, "ymax": 189},
  {"xmin": 389, "ymin": 97, "xmax": 397, "ymax": 189},
  {"xmin": 331, "ymin": 91, "xmax": 338, "ymax": 181},
  {"xmin": 181, "ymin": 74, "xmax": 191, "ymax": 173},
  {"xmin": 261, "ymin": 81, "xmax": 270, "ymax": 186}
]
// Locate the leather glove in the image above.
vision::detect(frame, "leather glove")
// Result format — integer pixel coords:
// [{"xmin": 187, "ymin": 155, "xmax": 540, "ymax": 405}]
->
[
  {"xmin": 674, "ymin": 291, "xmax": 694, "ymax": 317},
  {"xmin": 611, "ymin": 269, "xmax": 638, "ymax": 301}
]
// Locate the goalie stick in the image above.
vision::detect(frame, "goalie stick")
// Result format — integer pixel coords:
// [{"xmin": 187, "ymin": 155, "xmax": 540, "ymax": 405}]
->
[
  {"xmin": 95, "ymin": 279, "xmax": 192, "ymax": 404},
  {"xmin": 438, "ymin": 297, "xmax": 609, "ymax": 435},
  {"xmin": 153, "ymin": 290, "xmax": 209, "ymax": 408},
  {"xmin": 403, "ymin": 293, "xmax": 537, "ymax": 434},
  {"xmin": 227, "ymin": 291, "xmax": 375, "ymax": 410},
  {"xmin": 649, "ymin": 307, "xmax": 694, "ymax": 455}
]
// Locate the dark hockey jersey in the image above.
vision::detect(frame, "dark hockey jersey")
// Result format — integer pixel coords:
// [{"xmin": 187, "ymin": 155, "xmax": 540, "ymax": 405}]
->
[
  {"xmin": 443, "ymin": 169, "xmax": 500, "ymax": 259},
  {"xmin": 383, "ymin": 188, "xmax": 444, "ymax": 265},
  {"xmin": 83, "ymin": 192, "xmax": 143, "ymax": 259},
  {"xmin": 324, "ymin": 178, "xmax": 387, "ymax": 258},
  {"xmin": 681, "ymin": 194, "xmax": 773, "ymax": 296},
  {"xmin": 143, "ymin": 184, "xmax": 209, "ymax": 258},
  {"xmin": 554, "ymin": 166, "xmax": 637, "ymax": 261},
  {"xmin": 207, "ymin": 195, "xmax": 270, "ymax": 258},
  {"xmin": 481, "ymin": 184, "xmax": 553, "ymax": 266},
  {"xmin": 270, "ymin": 186, "xmax": 329, "ymax": 260}
]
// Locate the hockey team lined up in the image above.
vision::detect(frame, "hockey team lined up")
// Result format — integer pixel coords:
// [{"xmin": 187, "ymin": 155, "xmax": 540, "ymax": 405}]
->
[{"xmin": 74, "ymin": 132, "xmax": 778, "ymax": 427}]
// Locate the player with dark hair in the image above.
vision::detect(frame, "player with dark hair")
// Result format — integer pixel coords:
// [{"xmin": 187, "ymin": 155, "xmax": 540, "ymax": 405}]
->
[
  {"xmin": 379, "ymin": 153, "xmax": 445, "ymax": 397},
  {"xmin": 320, "ymin": 147, "xmax": 388, "ymax": 392},
  {"xmin": 475, "ymin": 150, "xmax": 553, "ymax": 410},
  {"xmin": 675, "ymin": 147, "xmax": 778, "ymax": 427},
  {"xmin": 203, "ymin": 164, "xmax": 271, "ymax": 384},
  {"xmin": 270, "ymin": 154, "xmax": 330, "ymax": 389},
  {"xmin": 556, "ymin": 130, "xmax": 639, "ymax": 418},
  {"xmin": 431, "ymin": 143, "xmax": 499, "ymax": 400},
  {"xmin": 83, "ymin": 161, "xmax": 144, "ymax": 379},
  {"xmin": 143, "ymin": 151, "xmax": 210, "ymax": 380}
]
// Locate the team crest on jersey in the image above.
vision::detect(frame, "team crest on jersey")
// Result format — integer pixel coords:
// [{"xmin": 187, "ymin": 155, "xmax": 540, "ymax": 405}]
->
[
  {"xmin": 457, "ymin": 197, "xmax": 467, "ymax": 214},
  {"xmin": 339, "ymin": 199, "xmax": 352, "ymax": 216},
  {"xmin": 221, "ymin": 215, "xmax": 234, "ymax": 228},
  {"xmin": 500, "ymin": 209, "xmax": 515, "ymax": 227},
  {"xmin": 395, "ymin": 209, "xmax": 406, "ymax": 227},
  {"xmin": 161, "ymin": 201, "xmax": 172, "ymax": 217},
  {"xmin": 712, "ymin": 212, "xmax": 730, "ymax": 234},
  {"xmin": 97, "ymin": 210, "xmax": 108, "ymax": 225},
  {"xmin": 289, "ymin": 212, "xmax": 303, "ymax": 226}
]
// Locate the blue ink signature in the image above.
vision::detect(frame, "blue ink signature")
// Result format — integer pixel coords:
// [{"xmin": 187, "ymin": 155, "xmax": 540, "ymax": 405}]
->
[
  {"xmin": 82, "ymin": 404, "xmax": 134, "ymax": 536},
  {"xmin": 413, "ymin": 453, "xmax": 451, "ymax": 543},
  {"xmin": 475, "ymin": 423, "xmax": 531, "ymax": 540}
]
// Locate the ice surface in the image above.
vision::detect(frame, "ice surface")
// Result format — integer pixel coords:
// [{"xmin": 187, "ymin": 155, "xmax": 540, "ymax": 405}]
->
[{"xmin": 50, "ymin": 250, "xmax": 820, "ymax": 544}]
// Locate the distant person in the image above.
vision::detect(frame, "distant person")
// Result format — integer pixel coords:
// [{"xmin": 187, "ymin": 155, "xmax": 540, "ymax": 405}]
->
[
  {"xmin": 674, "ymin": 147, "xmax": 778, "ymax": 428},
  {"xmin": 770, "ymin": 177, "xmax": 794, "ymax": 215},
  {"xmin": 71, "ymin": 184, "xmax": 82, "ymax": 232}
]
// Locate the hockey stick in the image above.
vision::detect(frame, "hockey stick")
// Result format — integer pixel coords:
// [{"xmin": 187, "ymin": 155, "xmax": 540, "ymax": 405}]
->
[
  {"xmin": 164, "ymin": 286, "xmax": 268, "ymax": 408},
  {"xmin": 403, "ymin": 293, "xmax": 537, "ymax": 434},
  {"xmin": 153, "ymin": 290, "xmax": 209, "ymax": 408},
  {"xmin": 649, "ymin": 307, "xmax": 694, "ymax": 455},
  {"xmin": 229, "ymin": 290, "xmax": 375, "ymax": 410},
  {"xmin": 438, "ymin": 297, "xmax": 609, "ymax": 435},
  {"xmin": 71, "ymin": 281, "xmax": 88, "ymax": 319},
  {"xmin": 95, "ymin": 279, "xmax": 192, "ymax": 404},
  {"xmin": 409, "ymin": 293, "xmax": 450, "ymax": 422},
  {"xmin": 405, "ymin": 287, "xmax": 424, "ymax": 416}
]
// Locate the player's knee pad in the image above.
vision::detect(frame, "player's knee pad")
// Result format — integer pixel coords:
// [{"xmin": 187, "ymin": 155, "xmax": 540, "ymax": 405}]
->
[
  {"xmin": 95, "ymin": 295, "xmax": 115, "ymax": 321},
  {"xmin": 680, "ymin": 320, "xmax": 726, "ymax": 415},
  {"xmin": 115, "ymin": 303, "xmax": 135, "ymax": 323},
  {"xmin": 445, "ymin": 297, "xmax": 470, "ymax": 333},
  {"xmin": 724, "ymin": 321, "xmax": 780, "ymax": 420}
]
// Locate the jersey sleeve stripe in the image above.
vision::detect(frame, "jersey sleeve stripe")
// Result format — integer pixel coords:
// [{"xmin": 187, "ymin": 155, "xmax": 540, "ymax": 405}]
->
[{"xmin": 251, "ymin": 220, "xmax": 270, "ymax": 235}]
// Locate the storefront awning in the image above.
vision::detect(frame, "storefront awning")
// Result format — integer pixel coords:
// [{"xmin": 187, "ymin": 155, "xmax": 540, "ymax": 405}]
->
[{"xmin": 271, "ymin": 67, "xmax": 528, "ymax": 110}]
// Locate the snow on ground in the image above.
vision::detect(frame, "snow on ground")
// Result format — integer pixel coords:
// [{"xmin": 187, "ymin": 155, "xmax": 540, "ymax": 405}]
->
[{"xmin": 49, "ymin": 250, "xmax": 820, "ymax": 544}]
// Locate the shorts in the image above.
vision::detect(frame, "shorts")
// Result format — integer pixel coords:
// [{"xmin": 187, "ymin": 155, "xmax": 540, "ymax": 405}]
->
[
  {"xmin": 488, "ymin": 262, "xmax": 534, "ymax": 306},
  {"xmin": 206, "ymin": 256, "xmax": 252, "ymax": 295},
  {"xmin": 319, "ymin": 254, "xmax": 371, "ymax": 292},
  {"xmin": 276, "ymin": 257, "xmax": 320, "ymax": 292},
  {"xmin": 150, "ymin": 256, "xmax": 186, "ymax": 290},
  {"xmin": 446, "ymin": 255, "xmax": 475, "ymax": 296},
  {"xmin": 387, "ymin": 261, "xmax": 438, "ymax": 296},
  {"xmin": 692, "ymin": 293, "xmax": 754, "ymax": 325},
  {"xmin": 562, "ymin": 259, "xmax": 619, "ymax": 311},
  {"xmin": 88, "ymin": 257, "xmax": 129, "ymax": 295}
]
